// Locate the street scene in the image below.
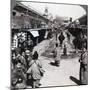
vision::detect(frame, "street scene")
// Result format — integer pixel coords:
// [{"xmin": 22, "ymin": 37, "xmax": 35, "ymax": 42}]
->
[{"xmin": 11, "ymin": 0, "xmax": 88, "ymax": 89}]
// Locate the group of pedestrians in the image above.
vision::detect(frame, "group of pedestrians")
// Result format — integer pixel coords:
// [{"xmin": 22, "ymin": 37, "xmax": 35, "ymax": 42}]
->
[
  {"xmin": 11, "ymin": 49, "xmax": 45, "ymax": 89},
  {"xmin": 52, "ymin": 30, "xmax": 88, "ymax": 85},
  {"xmin": 11, "ymin": 33, "xmax": 45, "ymax": 89}
]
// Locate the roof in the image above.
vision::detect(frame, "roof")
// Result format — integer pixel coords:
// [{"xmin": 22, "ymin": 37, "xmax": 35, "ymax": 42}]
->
[{"xmin": 14, "ymin": 2, "xmax": 49, "ymax": 22}]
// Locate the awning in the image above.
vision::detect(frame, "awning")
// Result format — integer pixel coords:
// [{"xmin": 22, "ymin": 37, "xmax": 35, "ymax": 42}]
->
[{"xmin": 30, "ymin": 31, "xmax": 39, "ymax": 37}]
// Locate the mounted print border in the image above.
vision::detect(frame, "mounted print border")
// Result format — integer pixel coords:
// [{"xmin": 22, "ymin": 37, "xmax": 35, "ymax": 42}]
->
[{"xmin": 11, "ymin": 0, "xmax": 88, "ymax": 89}]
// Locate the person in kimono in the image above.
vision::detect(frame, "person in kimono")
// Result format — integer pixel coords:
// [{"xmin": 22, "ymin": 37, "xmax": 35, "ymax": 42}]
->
[
  {"xmin": 25, "ymin": 49, "xmax": 33, "ymax": 70},
  {"xmin": 53, "ymin": 43, "xmax": 61, "ymax": 66},
  {"xmin": 79, "ymin": 42, "xmax": 88, "ymax": 85},
  {"xmin": 58, "ymin": 32, "xmax": 65, "ymax": 47},
  {"xmin": 27, "ymin": 51, "xmax": 45, "ymax": 88}
]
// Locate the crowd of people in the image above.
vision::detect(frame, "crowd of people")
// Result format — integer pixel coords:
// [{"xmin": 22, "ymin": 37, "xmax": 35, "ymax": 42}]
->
[
  {"xmin": 11, "ymin": 29, "xmax": 67, "ymax": 89},
  {"xmin": 11, "ymin": 32, "xmax": 45, "ymax": 89},
  {"xmin": 11, "ymin": 49, "xmax": 45, "ymax": 89},
  {"xmin": 11, "ymin": 26, "xmax": 88, "ymax": 89}
]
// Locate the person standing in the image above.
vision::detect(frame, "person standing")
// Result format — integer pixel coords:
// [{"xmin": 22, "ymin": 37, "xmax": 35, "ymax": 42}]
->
[
  {"xmin": 58, "ymin": 32, "xmax": 65, "ymax": 48},
  {"xmin": 27, "ymin": 51, "xmax": 45, "ymax": 88},
  {"xmin": 79, "ymin": 42, "xmax": 88, "ymax": 85},
  {"xmin": 25, "ymin": 49, "xmax": 32, "ymax": 70},
  {"xmin": 63, "ymin": 44, "xmax": 67, "ymax": 56},
  {"xmin": 27, "ymin": 36, "xmax": 33, "ymax": 52},
  {"xmin": 53, "ymin": 43, "xmax": 61, "ymax": 67}
]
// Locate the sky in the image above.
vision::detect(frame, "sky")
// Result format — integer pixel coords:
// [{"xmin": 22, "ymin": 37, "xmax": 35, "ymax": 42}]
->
[{"xmin": 20, "ymin": 1, "xmax": 86, "ymax": 21}]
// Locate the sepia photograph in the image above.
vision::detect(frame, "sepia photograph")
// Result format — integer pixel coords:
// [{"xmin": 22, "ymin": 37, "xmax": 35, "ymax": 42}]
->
[{"xmin": 11, "ymin": 0, "xmax": 88, "ymax": 89}]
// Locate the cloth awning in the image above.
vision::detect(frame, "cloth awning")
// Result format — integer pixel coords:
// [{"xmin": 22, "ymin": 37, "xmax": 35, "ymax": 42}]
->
[{"xmin": 30, "ymin": 31, "xmax": 39, "ymax": 37}]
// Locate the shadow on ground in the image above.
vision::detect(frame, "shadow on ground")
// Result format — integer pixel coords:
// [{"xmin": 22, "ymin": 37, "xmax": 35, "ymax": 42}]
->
[
  {"xmin": 49, "ymin": 62, "xmax": 58, "ymax": 67},
  {"xmin": 69, "ymin": 76, "xmax": 81, "ymax": 85}
]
